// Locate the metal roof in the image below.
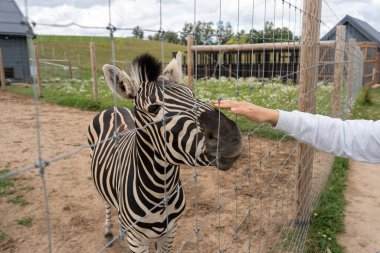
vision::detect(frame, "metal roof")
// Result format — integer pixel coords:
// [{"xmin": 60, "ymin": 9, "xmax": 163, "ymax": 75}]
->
[
  {"xmin": 0, "ymin": 0, "xmax": 34, "ymax": 36},
  {"xmin": 322, "ymin": 15, "xmax": 380, "ymax": 45}
]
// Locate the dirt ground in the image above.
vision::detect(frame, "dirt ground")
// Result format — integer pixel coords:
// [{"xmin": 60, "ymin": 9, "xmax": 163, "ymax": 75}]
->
[
  {"xmin": 0, "ymin": 90, "xmax": 312, "ymax": 252},
  {"xmin": 337, "ymin": 161, "xmax": 380, "ymax": 253}
]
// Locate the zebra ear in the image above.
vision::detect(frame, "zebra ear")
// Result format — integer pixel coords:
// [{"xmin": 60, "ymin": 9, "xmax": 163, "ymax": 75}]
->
[
  {"xmin": 176, "ymin": 51, "xmax": 182, "ymax": 68},
  {"xmin": 102, "ymin": 64, "xmax": 137, "ymax": 99},
  {"xmin": 163, "ymin": 51, "xmax": 183, "ymax": 83}
]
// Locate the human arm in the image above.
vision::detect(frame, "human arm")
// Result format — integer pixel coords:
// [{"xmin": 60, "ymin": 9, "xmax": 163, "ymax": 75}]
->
[
  {"xmin": 212, "ymin": 100, "xmax": 380, "ymax": 163},
  {"xmin": 211, "ymin": 100, "xmax": 279, "ymax": 126},
  {"xmin": 275, "ymin": 110, "xmax": 380, "ymax": 164}
]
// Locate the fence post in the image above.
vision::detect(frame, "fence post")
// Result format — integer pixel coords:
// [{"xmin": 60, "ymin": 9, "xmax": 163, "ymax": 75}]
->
[
  {"xmin": 332, "ymin": 25, "xmax": 346, "ymax": 118},
  {"xmin": 297, "ymin": 0, "xmax": 322, "ymax": 222},
  {"xmin": 0, "ymin": 48, "xmax": 6, "ymax": 89},
  {"xmin": 187, "ymin": 35, "xmax": 194, "ymax": 91},
  {"xmin": 347, "ymin": 39, "xmax": 357, "ymax": 103},
  {"xmin": 362, "ymin": 43, "xmax": 368, "ymax": 86},
  {"xmin": 90, "ymin": 42, "xmax": 98, "ymax": 102},
  {"xmin": 68, "ymin": 60, "xmax": 73, "ymax": 79},
  {"xmin": 34, "ymin": 46, "xmax": 42, "ymax": 97},
  {"xmin": 372, "ymin": 68, "xmax": 377, "ymax": 84}
]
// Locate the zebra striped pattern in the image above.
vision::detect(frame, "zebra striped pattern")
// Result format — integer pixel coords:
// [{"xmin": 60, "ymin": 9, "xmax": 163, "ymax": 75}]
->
[{"xmin": 88, "ymin": 53, "xmax": 242, "ymax": 252}]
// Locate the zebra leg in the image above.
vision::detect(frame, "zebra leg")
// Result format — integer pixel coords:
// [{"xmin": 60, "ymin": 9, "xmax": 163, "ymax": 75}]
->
[
  {"xmin": 155, "ymin": 226, "xmax": 177, "ymax": 253},
  {"xmin": 104, "ymin": 202, "xmax": 114, "ymax": 246},
  {"xmin": 127, "ymin": 232, "xmax": 149, "ymax": 253}
]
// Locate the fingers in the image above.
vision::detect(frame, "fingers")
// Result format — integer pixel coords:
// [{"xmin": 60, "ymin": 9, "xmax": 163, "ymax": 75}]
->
[
  {"xmin": 211, "ymin": 100, "xmax": 242, "ymax": 109},
  {"xmin": 230, "ymin": 107, "xmax": 239, "ymax": 114},
  {"xmin": 211, "ymin": 100, "xmax": 245, "ymax": 117}
]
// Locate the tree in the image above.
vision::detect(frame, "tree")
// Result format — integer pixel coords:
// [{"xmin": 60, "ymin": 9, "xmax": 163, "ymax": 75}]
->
[
  {"xmin": 164, "ymin": 31, "xmax": 179, "ymax": 44},
  {"xmin": 226, "ymin": 29, "xmax": 249, "ymax": 44},
  {"xmin": 216, "ymin": 21, "xmax": 234, "ymax": 44},
  {"xmin": 178, "ymin": 20, "xmax": 296, "ymax": 45},
  {"xmin": 146, "ymin": 31, "xmax": 179, "ymax": 44},
  {"xmin": 227, "ymin": 22, "xmax": 297, "ymax": 44},
  {"xmin": 261, "ymin": 21, "xmax": 296, "ymax": 43},
  {"xmin": 179, "ymin": 22, "xmax": 192, "ymax": 44},
  {"xmin": 132, "ymin": 26, "xmax": 144, "ymax": 39},
  {"xmin": 180, "ymin": 21, "xmax": 215, "ymax": 45}
]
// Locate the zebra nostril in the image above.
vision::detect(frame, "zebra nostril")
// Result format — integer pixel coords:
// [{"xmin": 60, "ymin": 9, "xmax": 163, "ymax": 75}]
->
[{"xmin": 207, "ymin": 133, "xmax": 218, "ymax": 142}]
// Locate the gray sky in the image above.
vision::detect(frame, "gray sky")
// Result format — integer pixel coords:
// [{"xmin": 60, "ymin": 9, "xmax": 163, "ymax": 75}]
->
[{"xmin": 14, "ymin": 0, "xmax": 380, "ymax": 38}]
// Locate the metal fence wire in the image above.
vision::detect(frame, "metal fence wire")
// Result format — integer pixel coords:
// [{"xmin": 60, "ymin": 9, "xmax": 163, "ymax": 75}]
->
[{"xmin": 0, "ymin": 0, "xmax": 364, "ymax": 252}]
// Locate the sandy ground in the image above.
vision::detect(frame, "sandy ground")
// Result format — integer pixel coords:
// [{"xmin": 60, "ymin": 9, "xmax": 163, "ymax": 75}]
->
[
  {"xmin": 337, "ymin": 161, "xmax": 380, "ymax": 253},
  {"xmin": 0, "ymin": 90, "xmax": 332, "ymax": 253}
]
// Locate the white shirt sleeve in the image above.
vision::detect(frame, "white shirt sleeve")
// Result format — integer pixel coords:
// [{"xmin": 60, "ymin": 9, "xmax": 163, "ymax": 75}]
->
[{"xmin": 274, "ymin": 110, "xmax": 380, "ymax": 164}]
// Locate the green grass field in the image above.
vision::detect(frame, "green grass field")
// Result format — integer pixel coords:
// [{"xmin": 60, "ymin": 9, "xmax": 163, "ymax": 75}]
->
[
  {"xmin": 34, "ymin": 35, "xmax": 186, "ymax": 79},
  {"xmin": 14, "ymin": 35, "xmax": 335, "ymax": 135},
  {"xmin": 6, "ymin": 76, "xmax": 334, "ymax": 136},
  {"xmin": 7, "ymin": 32, "xmax": 336, "ymax": 134},
  {"xmin": 352, "ymin": 86, "xmax": 380, "ymax": 120}
]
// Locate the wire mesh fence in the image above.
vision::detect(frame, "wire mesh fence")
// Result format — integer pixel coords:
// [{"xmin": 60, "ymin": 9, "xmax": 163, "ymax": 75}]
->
[{"xmin": 0, "ymin": 0, "xmax": 365, "ymax": 252}]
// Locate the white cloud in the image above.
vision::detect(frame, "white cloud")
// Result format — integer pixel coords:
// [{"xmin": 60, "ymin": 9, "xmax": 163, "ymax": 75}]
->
[{"xmin": 13, "ymin": 0, "xmax": 380, "ymax": 38}]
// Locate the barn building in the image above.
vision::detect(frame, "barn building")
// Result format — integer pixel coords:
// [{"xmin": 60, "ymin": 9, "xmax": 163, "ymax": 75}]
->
[
  {"xmin": 0, "ymin": 0, "xmax": 34, "ymax": 83},
  {"xmin": 322, "ymin": 15, "xmax": 380, "ymax": 85},
  {"xmin": 322, "ymin": 15, "xmax": 380, "ymax": 48}
]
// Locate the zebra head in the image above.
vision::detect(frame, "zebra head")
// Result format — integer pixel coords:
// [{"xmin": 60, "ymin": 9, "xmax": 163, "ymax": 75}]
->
[{"xmin": 102, "ymin": 52, "xmax": 242, "ymax": 170}]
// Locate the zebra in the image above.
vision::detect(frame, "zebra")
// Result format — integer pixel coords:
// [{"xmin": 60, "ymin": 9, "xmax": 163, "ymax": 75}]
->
[{"xmin": 87, "ymin": 52, "xmax": 243, "ymax": 252}]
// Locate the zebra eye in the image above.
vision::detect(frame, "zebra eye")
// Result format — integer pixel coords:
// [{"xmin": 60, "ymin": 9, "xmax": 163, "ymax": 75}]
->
[
  {"xmin": 119, "ymin": 83, "xmax": 126, "ymax": 92},
  {"xmin": 147, "ymin": 104, "xmax": 161, "ymax": 115}
]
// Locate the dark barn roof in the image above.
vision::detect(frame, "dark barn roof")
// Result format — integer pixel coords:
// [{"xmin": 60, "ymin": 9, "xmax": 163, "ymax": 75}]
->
[
  {"xmin": 322, "ymin": 15, "xmax": 380, "ymax": 45},
  {"xmin": 0, "ymin": 0, "xmax": 34, "ymax": 37}
]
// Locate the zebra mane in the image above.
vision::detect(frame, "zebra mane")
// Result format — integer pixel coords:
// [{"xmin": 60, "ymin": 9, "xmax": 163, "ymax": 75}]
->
[{"xmin": 130, "ymin": 53, "xmax": 162, "ymax": 84}]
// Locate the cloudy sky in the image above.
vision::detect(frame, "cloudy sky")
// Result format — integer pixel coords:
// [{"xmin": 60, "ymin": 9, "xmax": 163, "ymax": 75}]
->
[{"xmin": 14, "ymin": 0, "xmax": 380, "ymax": 38}]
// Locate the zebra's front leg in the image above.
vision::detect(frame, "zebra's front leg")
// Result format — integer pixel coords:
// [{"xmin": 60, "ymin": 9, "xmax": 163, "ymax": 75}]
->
[
  {"xmin": 104, "ymin": 202, "xmax": 114, "ymax": 246},
  {"xmin": 126, "ymin": 232, "xmax": 149, "ymax": 253},
  {"xmin": 155, "ymin": 225, "xmax": 177, "ymax": 253}
]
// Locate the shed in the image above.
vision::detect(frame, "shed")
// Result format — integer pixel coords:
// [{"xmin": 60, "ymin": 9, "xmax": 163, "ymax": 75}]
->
[
  {"xmin": 321, "ymin": 15, "xmax": 380, "ymax": 84},
  {"xmin": 322, "ymin": 15, "xmax": 380, "ymax": 46},
  {"xmin": 0, "ymin": 0, "xmax": 34, "ymax": 83}
]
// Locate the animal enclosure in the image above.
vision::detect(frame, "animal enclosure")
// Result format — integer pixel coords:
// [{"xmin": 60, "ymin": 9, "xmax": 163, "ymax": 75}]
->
[{"xmin": 0, "ymin": 0, "xmax": 365, "ymax": 252}]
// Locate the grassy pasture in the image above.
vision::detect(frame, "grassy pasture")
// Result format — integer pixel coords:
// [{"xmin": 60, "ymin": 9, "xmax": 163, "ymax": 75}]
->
[
  {"xmin": 34, "ymin": 35, "xmax": 186, "ymax": 79},
  {"xmin": 6, "ymin": 76, "xmax": 334, "ymax": 137},
  {"xmin": 22, "ymin": 35, "xmax": 335, "ymax": 135}
]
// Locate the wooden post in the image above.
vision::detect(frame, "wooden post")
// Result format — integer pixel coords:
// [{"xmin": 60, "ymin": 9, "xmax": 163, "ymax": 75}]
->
[
  {"xmin": 347, "ymin": 39, "xmax": 357, "ymax": 103},
  {"xmin": 77, "ymin": 53, "xmax": 82, "ymax": 79},
  {"xmin": 297, "ymin": 0, "xmax": 322, "ymax": 221},
  {"xmin": 34, "ymin": 46, "xmax": 42, "ymax": 97},
  {"xmin": 0, "ymin": 48, "xmax": 6, "ymax": 89},
  {"xmin": 332, "ymin": 25, "xmax": 346, "ymax": 118},
  {"xmin": 90, "ymin": 42, "xmax": 98, "ymax": 102},
  {"xmin": 187, "ymin": 35, "xmax": 194, "ymax": 91},
  {"xmin": 362, "ymin": 44, "xmax": 368, "ymax": 85},
  {"xmin": 372, "ymin": 68, "xmax": 377, "ymax": 84},
  {"xmin": 68, "ymin": 60, "xmax": 73, "ymax": 79}
]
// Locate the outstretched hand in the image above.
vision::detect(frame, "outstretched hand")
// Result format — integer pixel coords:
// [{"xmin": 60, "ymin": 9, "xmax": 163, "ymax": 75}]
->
[{"xmin": 212, "ymin": 100, "xmax": 279, "ymax": 126}]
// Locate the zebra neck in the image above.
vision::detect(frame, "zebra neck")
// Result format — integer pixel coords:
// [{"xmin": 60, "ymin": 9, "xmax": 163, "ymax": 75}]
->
[{"xmin": 135, "ymin": 129, "xmax": 181, "ymax": 195}]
